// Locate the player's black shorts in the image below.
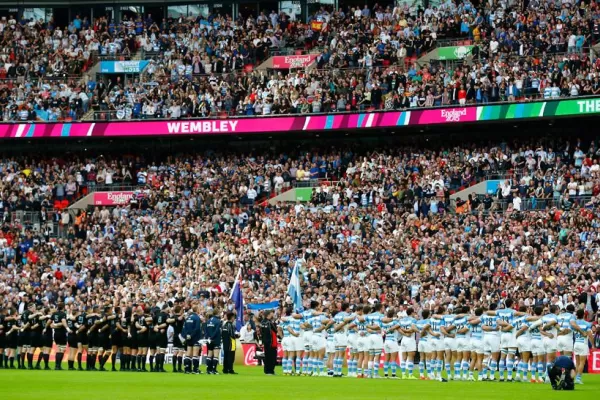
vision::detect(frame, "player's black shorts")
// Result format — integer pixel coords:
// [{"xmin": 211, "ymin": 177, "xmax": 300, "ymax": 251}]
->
[
  {"xmin": 76, "ymin": 332, "xmax": 88, "ymax": 346},
  {"xmin": 156, "ymin": 333, "xmax": 168, "ymax": 349},
  {"xmin": 147, "ymin": 332, "xmax": 157, "ymax": 348},
  {"xmin": 110, "ymin": 331, "xmax": 122, "ymax": 347},
  {"xmin": 97, "ymin": 333, "xmax": 110, "ymax": 349},
  {"xmin": 43, "ymin": 331, "xmax": 53, "ymax": 348},
  {"xmin": 207, "ymin": 341, "xmax": 221, "ymax": 351},
  {"xmin": 30, "ymin": 332, "xmax": 43, "ymax": 348},
  {"xmin": 6, "ymin": 332, "xmax": 17, "ymax": 348},
  {"xmin": 17, "ymin": 331, "xmax": 29, "ymax": 347},
  {"xmin": 0, "ymin": 333, "xmax": 5, "ymax": 348},
  {"xmin": 136, "ymin": 333, "xmax": 148, "ymax": 348},
  {"xmin": 67, "ymin": 332, "xmax": 78, "ymax": 348},
  {"xmin": 54, "ymin": 330, "xmax": 67, "ymax": 346},
  {"xmin": 88, "ymin": 332, "xmax": 99, "ymax": 348},
  {"xmin": 130, "ymin": 334, "xmax": 139, "ymax": 350},
  {"xmin": 173, "ymin": 334, "xmax": 183, "ymax": 349}
]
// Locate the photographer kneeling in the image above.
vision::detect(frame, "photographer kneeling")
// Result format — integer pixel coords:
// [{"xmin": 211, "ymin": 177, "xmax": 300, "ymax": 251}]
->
[{"xmin": 547, "ymin": 356, "xmax": 576, "ymax": 390}]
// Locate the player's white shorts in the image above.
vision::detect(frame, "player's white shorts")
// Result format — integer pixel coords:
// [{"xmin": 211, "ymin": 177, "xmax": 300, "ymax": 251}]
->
[
  {"xmin": 334, "ymin": 332, "xmax": 347, "ymax": 349},
  {"xmin": 574, "ymin": 342, "xmax": 589, "ymax": 356},
  {"xmin": 500, "ymin": 332, "xmax": 517, "ymax": 349},
  {"xmin": 456, "ymin": 337, "xmax": 470, "ymax": 352},
  {"xmin": 356, "ymin": 335, "xmax": 370, "ymax": 353},
  {"xmin": 443, "ymin": 337, "xmax": 457, "ymax": 351},
  {"xmin": 470, "ymin": 338, "xmax": 484, "ymax": 354},
  {"xmin": 282, "ymin": 337, "xmax": 294, "ymax": 352},
  {"xmin": 429, "ymin": 338, "xmax": 442, "ymax": 352},
  {"xmin": 326, "ymin": 340, "xmax": 335, "ymax": 354},
  {"xmin": 517, "ymin": 336, "xmax": 531, "ymax": 353},
  {"xmin": 302, "ymin": 331, "xmax": 313, "ymax": 351},
  {"xmin": 557, "ymin": 335, "xmax": 574, "ymax": 353},
  {"xmin": 483, "ymin": 334, "xmax": 500, "ymax": 353},
  {"xmin": 400, "ymin": 337, "xmax": 417, "ymax": 353},
  {"xmin": 293, "ymin": 336, "xmax": 305, "ymax": 352},
  {"xmin": 384, "ymin": 340, "xmax": 400, "ymax": 354},
  {"xmin": 347, "ymin": 334, "xmax": 358, "ymax": 353},
  {"xmin": 369, "ymin": 334, "xmax": 384, "ymax": 352},
  {"xmin": 418, "ymin": 340, "xmax": 431, "ymax": 354},
  {"xmin": 543, "ymin": 337, "xmax": 557, "ymax": 353},
  {"xmin": 530, "ymin": 339, "xmax": 544, "ymax": 356},
  {"xmin": 310, "ymin": 333, "xmax": 326, "ymax": 351}
]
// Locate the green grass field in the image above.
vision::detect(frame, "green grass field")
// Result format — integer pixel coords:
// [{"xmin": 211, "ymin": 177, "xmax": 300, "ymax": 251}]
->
[{"xmin": 0, "ymin": 366, "xmax": 597, "ymax": 400}]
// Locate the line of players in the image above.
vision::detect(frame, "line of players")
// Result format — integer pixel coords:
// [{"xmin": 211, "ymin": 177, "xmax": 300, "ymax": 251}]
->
[
  {"xmin": 0, "ymin": 302, "xmax": 227, "ymax": 374},
  {"xmin": 279, "ymin": 300, "xmax": 596, "ymax": 384}
]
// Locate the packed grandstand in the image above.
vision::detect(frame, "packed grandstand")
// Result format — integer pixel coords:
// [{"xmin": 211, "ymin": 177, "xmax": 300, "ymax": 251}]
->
[
  {"xmin": 0, "ymin": 0, "xmax": 599, "ymax": 382},
  {"xmin": 1, "ymin": 0, "xmax": 600, "ymax": 121}
]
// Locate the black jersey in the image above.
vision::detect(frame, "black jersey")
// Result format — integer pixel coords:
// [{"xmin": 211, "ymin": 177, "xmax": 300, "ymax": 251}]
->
[
  {"xmin": 109, "ymin": 314, "xmax": 119, "ymax": 333},
  {"xmin": 20, "ymin": 310, "xmax": 31, "ymax": 330},
  {"xmin": 76, "ymin": 313, "xmax": 87, "ymax": 330},
  {"xmin": 86, "ymin": 314, "xmax": 99, "ymax": 332},
  {"xmin": 31, "ymin": 313, "xmax": 43, "ymax": 333},
  {"xmin": 155, "ymin": 312, "xmax": 168, "ymax": 330},
  {"xmin": 136, "ymin": 315, "xmax": 148, "ymax": 332},
  {"xmin": 66, "ymin": 315, "xmax": 76, "ymax": 331},
  {"xmin": 5, "ymin": 316, "xmax": 15, "ymax": 332},
  {"xmin": 0, "ymin": 314, "xmax": 5, "ymax": 335},
  {"xmin": 51, "ymin": 311, "xmax": 67, "ymax": 331},
  {"xmin": 171, "ymin": 314, "xmax": 184, "ymax": 336}
]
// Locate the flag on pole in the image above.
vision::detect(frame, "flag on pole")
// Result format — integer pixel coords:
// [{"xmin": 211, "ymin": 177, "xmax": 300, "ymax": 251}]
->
[
  {"xmin": 230, "ymin": 267, "xmax": 244, "ymax": 331},
  {"xmin": 287, "ymin": 261, "xmax": 303, "ymax": 312}
]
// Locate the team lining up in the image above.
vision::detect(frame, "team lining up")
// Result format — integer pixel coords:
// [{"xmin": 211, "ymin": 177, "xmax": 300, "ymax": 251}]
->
[
  {"xmin": 0, "ymin": 299, "xmax": 595, "ymax": 381},
  {"xmin": 279, "ymin": 300, "xmax": 595, "ymax": 383}
]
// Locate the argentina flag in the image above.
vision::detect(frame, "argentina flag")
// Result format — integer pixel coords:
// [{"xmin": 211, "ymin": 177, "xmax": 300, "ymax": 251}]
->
[{"xmin": 287, "ymin": 262, "xmax": 303, "ymax": 312}]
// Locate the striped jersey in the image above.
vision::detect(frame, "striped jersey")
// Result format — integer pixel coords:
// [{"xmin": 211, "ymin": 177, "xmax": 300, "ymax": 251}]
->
[
  {"xmin": 366, "ymin": 312, "xmax": 384, "ymax": 333},
  {"xmin": 301, "ymin": 310, "xmax": 315, "ymax": 332},
  {"xmin": 527, "ymin": 318, "xmax": 542, "ymax": 340},
  {"xmin": 333, "ymin": 311, "xmax": 349, "ymax": 332},
  {"xmin": 453, "ymin": 315, "xmax": 469, "ymax": 338},
  {"xmin": 309, "ymin": 314, "xmax": 327, "ymax": 331},
  {"xmin": 573, "ymin": 319, "xmax": 592, "ymax": 344},
  {"xmin": 353, "ymin": 315, "xmax": 368, "ymax": 336},
  {"xmin": 442, "ymin": 314, "xmax": 456, "ymax": 336},
  {"xmin": 557, "ymin": 312, "xmax": 575, "ymax": 337},
  {"xmin": 481, "ymin": 314, "xmax": 499, "ymax": 336},
  {"xmin": 346, "ymin": 313, "xmax": 357, "ymax": 334},
  {"xmin": 497, "ymin": 308, "xmax": 516, "ymax": 333},
  {"xmin": 541, "ymin": 313, "xmax": 558, "ymax": 337},
  {"xmin": 281, "ymin": 318, "xmax": 293, "ymax": 338},
  {"xmin": 416, "ymin": 318, "xmax": 430, "ymax": 341},
  {"xmin": 382, "ymin": 319, "xmax": 399, "ymax": 342},
  {"xmin": 514, "ymin": 315, "xmax": 528, "ymax": 339},
  {"xmin": 468, "ymin": 317, "xmax": 483, "ymax": 340},
  {"xmin": 429, "ymin": 315, "xmax": 442, "ymax": 339},
  {"xmin": 399, "ymin": 316, "xmax": 417, "ymax": 338}
]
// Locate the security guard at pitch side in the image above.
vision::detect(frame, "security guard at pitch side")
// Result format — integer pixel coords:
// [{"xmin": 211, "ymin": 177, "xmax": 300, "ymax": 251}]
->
[{"xmin": 221, "ymin": 312, "xmax": 239, "ymax": 374}]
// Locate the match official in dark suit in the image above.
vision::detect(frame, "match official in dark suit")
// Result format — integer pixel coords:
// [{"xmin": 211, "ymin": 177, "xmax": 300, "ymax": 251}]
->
[
  {"xmin": 260, "ymin": 310, "xmax": 278, "ymax": 375},
  {"xmin": 221, "ymin": 312, "xmax": 239, "ymax": 374}
]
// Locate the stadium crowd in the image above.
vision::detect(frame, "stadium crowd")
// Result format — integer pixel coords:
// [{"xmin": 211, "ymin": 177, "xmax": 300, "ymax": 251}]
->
[
  {"xmin": 0, "ymin": 135, "xmax": 599, "ymax": 378},
  {"xmin": 2, "ymin": 0, "xmax": 600, "ymax": 121}
]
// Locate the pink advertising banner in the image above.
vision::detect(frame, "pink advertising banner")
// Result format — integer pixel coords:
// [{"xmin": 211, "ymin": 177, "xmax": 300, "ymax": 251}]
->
[
  {"xmin": 271, "ymin": 54, "xmax": 318, "ymax": 69},
  {"xmin": 0, "ymin": 97, "xmax": 593, "ymax": 139},
  {"xmin": 93, "ymin": 191, "xmax": 134, "ymax": 206}
]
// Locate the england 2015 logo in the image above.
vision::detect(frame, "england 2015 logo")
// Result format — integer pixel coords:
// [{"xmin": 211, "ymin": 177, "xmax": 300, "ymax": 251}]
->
[{"xmin": 441, "ymin": 108, "xmax": 467, "ymax": 122}]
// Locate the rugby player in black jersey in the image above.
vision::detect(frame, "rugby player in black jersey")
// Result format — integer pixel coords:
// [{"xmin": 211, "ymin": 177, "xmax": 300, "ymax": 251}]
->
[
  {"xmin": 37, "ymin": 306, "xmax": 52, "ymax": 370},
  {"xmin": 4, "ymin": 307, "xmax": 18, "ymax": 368},
  {"xmin": 128, "ymin": 307, "xmax": 138, "ymax": 371},
  {"xmin": 86, "ymin": 306, "xmax": 101, "ymax": 371},
  {"xmin": 153, "ymin": 305, "xmax": 169, "ymax": 372},
  {"xmin": 121, "ymin": 307, "xmax": 132, "ymax": 371},
  {"xmin": 135, "ymin": 306, "xmax": 150, "ymax": 372},
  {"xmin": 51, "ymin": 302, "xmax": 71, "ymax": 370},
  {"xmin": 75, "ymin": 304, "xmax": 88, "ymax": 370},
  {"xmin": 66, "ymin": 305, "xmax": 78, "ymax": 370},
  {"xmin": 27, "ymin": 305, "xmax": 44, "ymax": 369},
  {"xmin": 109, "ymin": 306, "xmax": 126, "ymax": 372},
  {"xmin": 17, "ymin": 304, "xmax": 32, "ymax": 369},
  {"xmin": 97, "ymin": 307, "xmax": 112, "ymax": 371},
  {"xmin": 169, "ymin": 305, "xmax": 185, "ymax": 373}
]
